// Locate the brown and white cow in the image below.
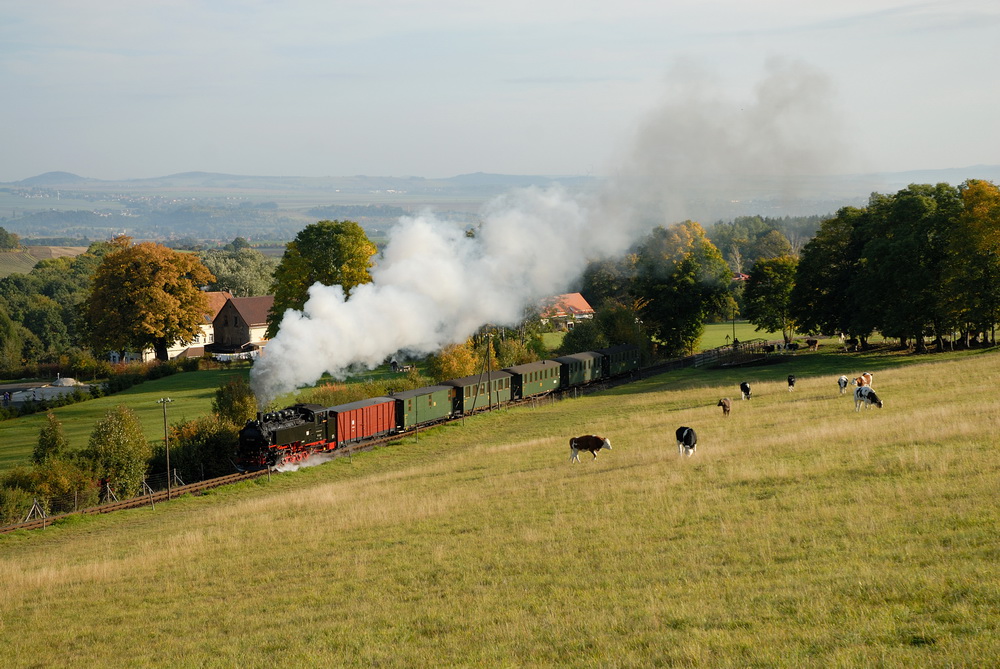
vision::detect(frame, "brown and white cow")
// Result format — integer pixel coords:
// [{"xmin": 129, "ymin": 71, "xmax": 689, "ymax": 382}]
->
[
  {"xmin": 853, "ymin": 372, "xmax": 873, "ymax": 388},
  {"xmin": 569, "ymin": 435, "xmax": 612, "ymax": 463}
]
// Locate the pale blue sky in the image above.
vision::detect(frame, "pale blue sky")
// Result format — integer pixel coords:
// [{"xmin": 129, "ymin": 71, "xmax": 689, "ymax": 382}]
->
[{"xmin": 2, "ymin": 0, "xmax": 998, "ymax": 182}]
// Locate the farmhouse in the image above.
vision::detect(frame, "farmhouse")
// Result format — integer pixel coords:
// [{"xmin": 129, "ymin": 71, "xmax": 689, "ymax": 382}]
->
[
  {"xmin": 210, "ymin": 295, "xmax": 274, "ymax": 356},
  {"xmin": 539, "ymin": 292, "xmax": 594, "ymax": 330}
]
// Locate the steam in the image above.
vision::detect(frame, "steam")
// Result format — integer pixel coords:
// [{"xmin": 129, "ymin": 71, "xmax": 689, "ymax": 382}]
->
[
  {"xmin": 250, "ymin": 59, "xmax": 843, "ymax": 406},
  {"xmin": 251, "ymin": 186, "xmax": 635, "ymax": 405}
]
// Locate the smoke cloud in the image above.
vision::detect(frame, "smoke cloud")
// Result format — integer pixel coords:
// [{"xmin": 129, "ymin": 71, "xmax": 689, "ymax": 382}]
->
[{"xmin": 250, "ymin": 59, "xmax": 843, "ymax": 405}]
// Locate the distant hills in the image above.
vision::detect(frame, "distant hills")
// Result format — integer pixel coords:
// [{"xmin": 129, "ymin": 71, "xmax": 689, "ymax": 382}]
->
[{"xmin": 3, "ymin": 166, "xmax": 998, "ymax": 242}]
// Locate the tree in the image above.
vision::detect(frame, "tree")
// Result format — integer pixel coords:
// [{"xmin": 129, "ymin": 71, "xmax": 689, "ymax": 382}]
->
[
  {"xmin": 212, "ymin": 376, "xmax": 257, "ymax": 426},
  {"xmin": 165, "ymin": 417, "xmax": 240, "ymax": 481},
  {"xmin": 743, "ymin": 255, "xmax": 799, "ymax": 342},
  {"xmin": 558, "ymin": 320, "xmax": 608, "ymax": 355},
  {"xmin": 82, "ymin": 405, "xmax": 152, "ymax": 498},
  {"xmin": 944, "ymin": 180, "xmax": 1000, "ymax": 345},
  {"xmin": 83, "ymin": 236, "xmax": 216, "ymax": 361},
  {"xmin": 34, "ymin": 411, "xmax": 69, "ymax": 464},
  {"xmin": 0, "ymin": 226, "xmax": 19, "ymax": 250},
  {"xmin": 633, "ymin": 221, "xmax": 732, "ymax": 355},
  {"xmin": 425, "ymin": 340, "xmax": 481, "ymax": 382},
  {"xmin": 858, "ymin": 184, "xmax": 962, "ymax": 351},
  {"xmin": 267, "ymin": 220, "xmax": 377, "ymax": 337},
  {"xmin": 791, "ymin": 207, "xmax": 867, "ymax": 340},
  {"xmin": 199, "ymin": 247, "xmax": 277, "ymax": 297}
]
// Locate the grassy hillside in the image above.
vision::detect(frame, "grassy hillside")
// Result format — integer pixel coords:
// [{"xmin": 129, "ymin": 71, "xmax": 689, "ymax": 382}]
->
[
  {"xmin": 0, "ymin": 246, "xmax": 88, "ymax": 277},
  {"xmin": 0, "ymin": 368, "xmax": 249, "ymax": 471},
  {"xmin": 1, "ymin": 348, "xmax": 997, "ymax": 665}
]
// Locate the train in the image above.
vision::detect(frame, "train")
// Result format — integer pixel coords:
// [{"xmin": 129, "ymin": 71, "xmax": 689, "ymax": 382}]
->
[{"xmin": 236, "ymin": 344, "xmax": 641, "ymax": 468}]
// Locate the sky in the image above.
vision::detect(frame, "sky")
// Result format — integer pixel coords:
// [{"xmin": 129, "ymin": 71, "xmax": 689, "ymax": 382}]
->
[{"xmin": 2, "ymin": 0, "xmax": 998, "ymax": 183}]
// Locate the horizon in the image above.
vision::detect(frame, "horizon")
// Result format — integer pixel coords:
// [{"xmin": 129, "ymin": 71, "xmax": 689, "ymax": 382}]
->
[{"xmin": 2, "ymin": 2, "xmax": 998, "ymax": 184}]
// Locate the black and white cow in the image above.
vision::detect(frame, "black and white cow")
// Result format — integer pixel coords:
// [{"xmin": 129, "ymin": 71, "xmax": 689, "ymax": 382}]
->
[
  {"xmin": 838, "ymin": 375, "xmax": 849, "ymax": 394},
  {"xmin": 676, "ymin": 426, "xmax": 697, "ymax": 456},
  {"xmin": 740, "ymin": 381, "xmax": 752, "ymax": 400},
  {"xmin": 569, "ymin": 435, "xmax": 612, "ymax": 463},
  {"xmin": 854, "ymin": 386, "xmax": 883, "ymax": 411},
  {"xmin": 787, "ymin": 374, "xmax": 796, "ymax": 391}
]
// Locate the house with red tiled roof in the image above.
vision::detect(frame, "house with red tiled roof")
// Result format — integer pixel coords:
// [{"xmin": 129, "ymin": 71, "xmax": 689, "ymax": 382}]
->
[
  {"xmin": 109, "ymin": 290, "xmax": 233, "ymax": 363},
  {"xmin": 211, "ymin": 295, "xmax": 275, "ymax": 353},
  {"xmin": 539, "ymin": 292, "xmax": 595, "ymax": 329}
]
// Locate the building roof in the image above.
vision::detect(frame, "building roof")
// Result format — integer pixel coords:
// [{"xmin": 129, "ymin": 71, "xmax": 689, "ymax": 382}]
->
[
  {"xmin": 202, "ymin": 291, "xmax": 234, "ymax": 323},
  {"xmin": 226, "ymin": 295, "xmax": 275, "ymax": 327},
  {"xmin": 540, "ymin": 292, "xmax": 595, "ymax": 319}
]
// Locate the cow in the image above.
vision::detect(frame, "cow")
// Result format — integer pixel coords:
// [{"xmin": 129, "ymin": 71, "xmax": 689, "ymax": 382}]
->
[
  {"xmin": 676, "ymin": 426, "xmax": 697, "ymax": 456},
  {"xmin": 569, "ymin": 435, "xmax": 612, "ymax": 463},
  {"xmin": 740, "ymin": 381, "xmax": 752, "ymax": 400},
  {"xmin": 806, "ymin": 338, "xmax": 819, "ymax": 351},
  {"xmin": 853, "ymin": 372, "xmax": 873, "ymax": 388},
  {"xmin": 854, "ymin": 386, "xmax": 883, "ymax": 411},
  {"xmin": 787, "ymin": 374, "xmax": 796, "ymax": 391},
  {"xmin": 838, "ymin": 375, "xmax": 849, "ymax": 394},
  {"xmin": 717, "ymin": 398, "xmax": 732, "ymax": 417}
]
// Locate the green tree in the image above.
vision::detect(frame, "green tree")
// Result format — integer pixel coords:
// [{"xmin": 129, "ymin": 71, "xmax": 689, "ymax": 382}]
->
[
  {"xmin": 558, "ymin": 320, "xmax": 608, "ymax": 355},
  {"xmin": 0, "ymin": 226, "xmax": 19, "ymax": 249},
  {"xmin": 267, "ymin": 220, "xmax": 377, "ymax": 337},
  {"xmin": 82, "ymin": 405, "xmax": 152, "ymax": 498},
  {"xmin": 943, "ymin": 180, "xmax": 1000, "ymax": 345},
  {"xmin": 212, "ymin": 376, "xmax": 257, "ymax": 426},
  {"xmin": 744, "ymin": 255, "xmax": 799, "ymax": 343},
  {"xmin": 791, "ymin": 207, "xmax": 867, "ymax": 341},
  {"xmin": 199, "ymin": 247, "xmax": 277, "ymax": 297},
  {"xmin": 83, "ymin": 236, "xmax": 216, "ymax": 361},
  {"xmin": 165, "ymin": 417, "xmax": 240, "ymax": 481},
  {"xmin": 34, "ymin": 411, "xmax": 70, "ymax": 464},
  {"xmin": 633, "ymin": 221, "xmax": 732, "ymax": 356},
  {"xmin": 858, "ymin": 184, "xmax": 962, "ymax": 351}
]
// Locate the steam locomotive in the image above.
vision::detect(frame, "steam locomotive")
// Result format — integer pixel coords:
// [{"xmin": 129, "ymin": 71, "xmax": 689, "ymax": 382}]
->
[{"xmin": 237, "ymin": 344, "xmax": 640, "ymax": 468}]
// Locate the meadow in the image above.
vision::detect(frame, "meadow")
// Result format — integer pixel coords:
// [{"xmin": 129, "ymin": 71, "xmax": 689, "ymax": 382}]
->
[{"xmin": 0, "ymin": 345, "xmax": 997, "ymax": 666}]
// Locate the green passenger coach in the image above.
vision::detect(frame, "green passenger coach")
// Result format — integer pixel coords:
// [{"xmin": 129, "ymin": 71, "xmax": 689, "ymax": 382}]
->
[
  {"xmin": 503, "ymin": 359, "xmax": 562, "ymax": 400},
  {"xmin": 389, "ymin": 385, "xmax": 454, "ymax": 431},
  {"xmin": 553, "ymin": 351, "xmax": 605, "ymax": 389},
  {"xmin": 442, "ymin": 371, "xmax": 513, "ymax": 414}
]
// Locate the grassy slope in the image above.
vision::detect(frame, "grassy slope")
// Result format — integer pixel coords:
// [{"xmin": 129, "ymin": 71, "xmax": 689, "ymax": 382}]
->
[
  {"xmin": 0, "ymin": 348, "xmax": 998, "ymax": 666},
  {"xmin": 0, "ymin": 368, "xmax": 249, "ymax": 470}
]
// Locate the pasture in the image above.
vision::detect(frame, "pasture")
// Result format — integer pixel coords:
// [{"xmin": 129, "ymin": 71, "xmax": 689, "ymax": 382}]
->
[{"xmin": 1, "ymin": 348, "xmax": 998, "ymax": 666}]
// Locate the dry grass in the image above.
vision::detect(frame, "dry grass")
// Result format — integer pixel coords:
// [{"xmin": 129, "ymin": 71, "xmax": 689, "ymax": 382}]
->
[{"xmin": 1, "ymin": 350, "xmax": 998, "ymax": 666}]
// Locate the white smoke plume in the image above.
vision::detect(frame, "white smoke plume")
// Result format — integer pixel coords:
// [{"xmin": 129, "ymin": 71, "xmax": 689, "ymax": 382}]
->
[
  {"xmin": 250, "ymin": 59, "xmax": 844, "ymax": 406},
  {"xmin": 250, "ymin": 186, "xmax": 636, "ymax": 406}
]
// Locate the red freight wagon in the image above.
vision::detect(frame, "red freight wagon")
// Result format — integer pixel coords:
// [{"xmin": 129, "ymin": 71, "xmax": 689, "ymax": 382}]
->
[{"xmin": 329, "ymin": 397, "xmax": 396, "ymax": 446}]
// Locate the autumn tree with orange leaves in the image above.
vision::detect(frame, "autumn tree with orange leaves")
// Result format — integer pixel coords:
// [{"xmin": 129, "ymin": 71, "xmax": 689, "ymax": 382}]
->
[{"xmin": 83, "ymin": 236, "xmax": 216, "ymax": 361}]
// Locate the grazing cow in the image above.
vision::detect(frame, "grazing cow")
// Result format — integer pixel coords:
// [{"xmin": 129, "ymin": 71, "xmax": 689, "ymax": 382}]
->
[
  {"xmin": 717, "ymin": 398, "xmax": 732, "ymax": 417},
  {"xmin": 787, "ymin": 374, "xmax": 796, "ymax": 391},
  {"xmin": 740, "ymin": 381, "xmax": 752, "ymax": 400},
  {"xmin": 806, "ymin": 338, "xmax": 819, "ymax": 351},
  {"xmin": 853, "ymin": 372, "xmax": 873, "ymax": 388},
  {"xmin": 854, "ymin": 386, "xmax": 883, "ymax": 411},
  {"xmin": 569, "ymin": 435, "xmax": 612, "ymax": 463},
  {"xmin": 676, "ymin": 426, "xmax": 697, "ymax": 456},
  {"xmin": 838, "ymin": 375, "xmax": 849, "ymax": 394}
]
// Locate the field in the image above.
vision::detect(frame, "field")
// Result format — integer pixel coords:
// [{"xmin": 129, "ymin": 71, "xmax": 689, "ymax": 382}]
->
[
  {"xmin": 1, "ymin": 346, "xmax": 998, "ymax": 666},
  {"xmin": 0, "ymin": 246, "xmax": 89, "ymax": 277}
]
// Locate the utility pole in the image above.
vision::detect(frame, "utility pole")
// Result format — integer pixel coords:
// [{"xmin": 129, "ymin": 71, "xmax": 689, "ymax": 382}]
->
[{"xmin": 158, "ymin": 397, "xmax": 173, "ymax": 500}]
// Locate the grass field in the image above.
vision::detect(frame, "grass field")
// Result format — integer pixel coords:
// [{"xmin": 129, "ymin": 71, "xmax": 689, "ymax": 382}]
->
[
  {"xmin": 0, "ymin": 246, "xmax": 89, "ymax": 277},
  {"xmin": 1, "ymin": 346, "xmax": 998, "ymax": 665}
]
